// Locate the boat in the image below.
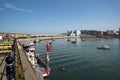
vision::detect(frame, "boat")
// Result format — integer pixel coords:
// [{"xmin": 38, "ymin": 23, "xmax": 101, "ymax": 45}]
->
[
  {"xmin": 51, "ymin": 38, "xmax": 55, "ymax": 41},
  {"xmin": 23, "ymin": 44, "xmax": 30, "ymax": 49},
  {"xmin": 97, "ymin": 45, "xmax": 110, "ymax": 50},
  {"xmin": 26, "ymin": 47, "xmax": 35, "ymax": 53},
  {"xmin": 71, "ymin": 38, "xmax": 76, "ymax": 43},
  {"xmin": 29, "ymin": 42, "xmax": 35, "ymax": 46},
  {"xmin": 37, "ymin": 58, "xmax": 50, "ymax": 77},
  {"xmin": 81, "ymin": 38, "xmax": 85, "ymax": 41},
  {"xmin": 27, "ymin": 52, "xmax": 36, "ymax": 64},
  {"xmin": 67, "ymin": 39, "xmax": 70, "ymax": 41},
  {"xmin": 71, "ymin": 41, "xmax": 76, "ymax": 43},
  {"xmin": 34, "ymin": 39, "xmax": 40, "ymax": 43},
  {"xmin": 25, "ymin": 45, "xmax": 50, "ymax": 78}
]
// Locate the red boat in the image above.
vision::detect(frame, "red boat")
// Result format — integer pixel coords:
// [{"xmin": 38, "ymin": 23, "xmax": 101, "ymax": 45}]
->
[
  {"xmin": 26, "ymin": 47, "xmax": 35, "ymax": 53},
  {"xmin": 37, "ymin": 58, "xmax": 50, "ymax": 78},
  {"xmin": 41, "ymin": 69, "xmax": 50, "ymax": 77}
]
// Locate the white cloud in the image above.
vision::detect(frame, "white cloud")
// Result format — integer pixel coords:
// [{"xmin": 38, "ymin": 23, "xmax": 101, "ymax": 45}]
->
[
  {"xmin": 5, "ymin": 4, "xmax": 24, "ymax": 11},
  {"xmin": 27, "ymin": 10, "xmax": 33, "ymax": 13},
  {"xmin": 4, "ymin": 3, "xmax": 33, "ymax": 13},
  {"xmin": 0, "ymin": 8, "xmax": 5, "ymax": 11}
]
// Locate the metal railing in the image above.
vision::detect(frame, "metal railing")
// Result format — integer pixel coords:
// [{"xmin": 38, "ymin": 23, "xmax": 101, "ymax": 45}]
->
[{"xmin": 5, "ymin": 39, "xmax": 16, "ymax": 80}]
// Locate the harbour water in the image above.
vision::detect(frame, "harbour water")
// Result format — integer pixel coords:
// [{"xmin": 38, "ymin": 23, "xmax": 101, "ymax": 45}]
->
[{"xmin": 35, "ymin": 38, "xmax": 120, "ymax": 80}]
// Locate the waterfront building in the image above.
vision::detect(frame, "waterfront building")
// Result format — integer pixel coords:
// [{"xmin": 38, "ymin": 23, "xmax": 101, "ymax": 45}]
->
[
  {"xmin": 67, "ymin": 30, "xmax": 72, "ymax": 36},
  {"xmin": 81, "ymin": 30, "xmax": 87, "ymax": 35},
  {"xmin": 80, "ymin": 30, "xmax": 97, "ymax": 35},
  {"xmin": 107, "ymin": 30, "xmax": 117, "ymax": 36},
  {"xmin": 96, "ymin": 31, "xmax": 102, "ymax": 37},
  {"xmin": 67, "ymin": 30, "xmax": 80, "ymax": 36},
  {"xmin": 73, "ymin": 30, "xmax": 81, "ymax": 36},
  {"xmin": 102, "ymin": 31, "xmax": 108, "ymax": 36},
  {"xmin": 0, "ymin": 33, "xmax": 31, "ymax": 39}
]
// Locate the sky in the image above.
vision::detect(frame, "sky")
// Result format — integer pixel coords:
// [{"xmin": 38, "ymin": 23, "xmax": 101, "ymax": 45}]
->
[{"xmin": 0, "ymin": 0, "xmax": 120, "ymax": 34}]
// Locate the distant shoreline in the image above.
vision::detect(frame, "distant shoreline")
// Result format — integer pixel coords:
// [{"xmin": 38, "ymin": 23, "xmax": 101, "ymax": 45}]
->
[{"xmin": 18, "ymin": 35, "xmax": 119, "ymax": 41}]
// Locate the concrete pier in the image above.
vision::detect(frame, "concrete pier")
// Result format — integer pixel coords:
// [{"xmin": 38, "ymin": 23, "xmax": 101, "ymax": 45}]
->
[
  {"xmin": 17, "ymin": 41, "xmax": 44, "ymax": 80},
  {"xmin": 18, "ymin": 36, "xmax": 80, "ymax": 45}
]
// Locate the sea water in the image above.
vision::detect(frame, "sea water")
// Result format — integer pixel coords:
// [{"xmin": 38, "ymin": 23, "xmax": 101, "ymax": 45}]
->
[{"xmin": 35, "ymin": 38, "xmax": 120, "ymax": 80}]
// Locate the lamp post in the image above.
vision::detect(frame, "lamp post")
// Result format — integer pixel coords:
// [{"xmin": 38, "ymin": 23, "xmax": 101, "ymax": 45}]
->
[{"xmin": 5, "ymin": 56, "xmax": 15, "ymax": 80}]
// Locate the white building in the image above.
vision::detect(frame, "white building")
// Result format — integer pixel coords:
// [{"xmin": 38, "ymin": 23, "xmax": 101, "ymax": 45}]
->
[
  {"xmin": 107, "ymin": 30, "xmax": 117, "ymax": 36},
  {"xmin": 67, "ymin": 30, "xmax": 81, "ymax": 36},
  {"xmin": 75, "ymin": 30, "xmax": 81, "ymax": 36},
  {"xmin": 0, "ymin": 36, "xmax": 3, "ymax": 40}
]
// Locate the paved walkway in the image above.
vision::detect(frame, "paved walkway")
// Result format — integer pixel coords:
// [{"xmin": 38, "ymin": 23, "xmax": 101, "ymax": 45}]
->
[
  {"xmin": 17, "ymin": 42, "xmax": 44, "ymax": 80},
  {"xmin": 0, "ymin": 54, "xmax": 7, "ymax": 80}
]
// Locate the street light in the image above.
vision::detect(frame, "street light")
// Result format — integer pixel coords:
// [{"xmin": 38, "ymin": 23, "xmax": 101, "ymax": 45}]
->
[{"xmin": 5, "ymin": 56, "xmax": 15, "ymax": 80}]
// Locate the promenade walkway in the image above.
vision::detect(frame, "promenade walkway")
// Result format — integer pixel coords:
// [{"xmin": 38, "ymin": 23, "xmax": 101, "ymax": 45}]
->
[
  {"xmin": 17, "ymin": 42, "xmax": 44, "ymax": 80},
  {"xmin": 0, "ymin": 54, "xmax": 7, "ymax": 80}
]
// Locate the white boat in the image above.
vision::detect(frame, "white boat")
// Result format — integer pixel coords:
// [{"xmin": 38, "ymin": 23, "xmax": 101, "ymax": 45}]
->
[
  {"xmin": 29, "ymin": 42, "xmax": 35, "ymax": 46},
  {"xmin": 26, "ymin": 46, "xmax": 35, "ymax": 53},
  {"xmin": 97, "ymin": 45, "xmax": 110, "ymax": 50}
]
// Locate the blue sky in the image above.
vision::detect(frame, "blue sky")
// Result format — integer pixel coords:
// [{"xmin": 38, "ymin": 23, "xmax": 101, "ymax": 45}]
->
[{"xmin": 0, "ymin": 0, "xmax": 120, "ymax": 34}]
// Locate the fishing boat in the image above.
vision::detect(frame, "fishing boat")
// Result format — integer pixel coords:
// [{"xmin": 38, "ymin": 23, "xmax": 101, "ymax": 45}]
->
[
  {"xmin": 23, "ymin": 44, "xmax": 30, "ymax": 49},
  {"xmin": 37, "ymin": 58, "xmax": 50, "ymax": 77},
  {"xmin": 27, "ymin": 52, "xmax": 35, "ymax": 64},
  {"xmin": 97, "ymin": 45, "xmax": 110, "ymax": 50},
  {"xmin": 25, "ymin": 45, "xmax": 50, "ymax": 78},
  {"xmin": 27, "ymin": 47, "xmax": 35, "ymax": 53}
]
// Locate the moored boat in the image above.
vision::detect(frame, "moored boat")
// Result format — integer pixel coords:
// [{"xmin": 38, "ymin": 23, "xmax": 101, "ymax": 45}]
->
[
  {"xmin": 71, "ymin": 38, "xmax": 77, "ymax": 43},
  {"xmin": 34, "ymin": 39, "xmax": 40, "ymax": 43},
  {"xmin": 37, "ymin": 58, "xmax": 50, "ymax": 77},
  {"xmin": 29, "ymin": 42, "xmax": 35, "ymax": 46},
  {"xmin": 71, "ymin": 41, "xmax": 76, "ymax": 43},
  {"xmin": 26, "ymin": 47, "xmax": 35, "ymax": 53},
  {"xmin": 24, "ymin": 43, "xmax": 50, "ymax": 78},
  {"xmin": 67, "ymin": 39, "xmax": 70, "ymax": 41},
  {"xmin": 23, "ymin": 44, "xmax": 30, "ymax": 49},
  {"xmin": 81, "ymin": 38, "xmax": 85, "ymax": 41},
  {"xmin": 29, "ymin": 47, "xmax": 35, "ymax": 52},
  {"xmin": 97, "ymin": 45, "xmax": 110, "ymax": 50}
]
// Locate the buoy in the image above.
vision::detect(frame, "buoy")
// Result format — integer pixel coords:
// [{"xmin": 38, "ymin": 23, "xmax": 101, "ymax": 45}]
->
[{"xmin": 62, "ymin": 67, "xmax": 65, "ymax": 71}]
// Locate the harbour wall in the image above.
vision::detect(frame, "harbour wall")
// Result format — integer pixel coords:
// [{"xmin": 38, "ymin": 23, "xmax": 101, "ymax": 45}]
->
[
  {"xmin": 16, "ymin": 41, "xmax": 44, "ymax": 80},
  {"xmin": 18, "ymin": 36, "xmax": 80, "ymax": 45}
]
